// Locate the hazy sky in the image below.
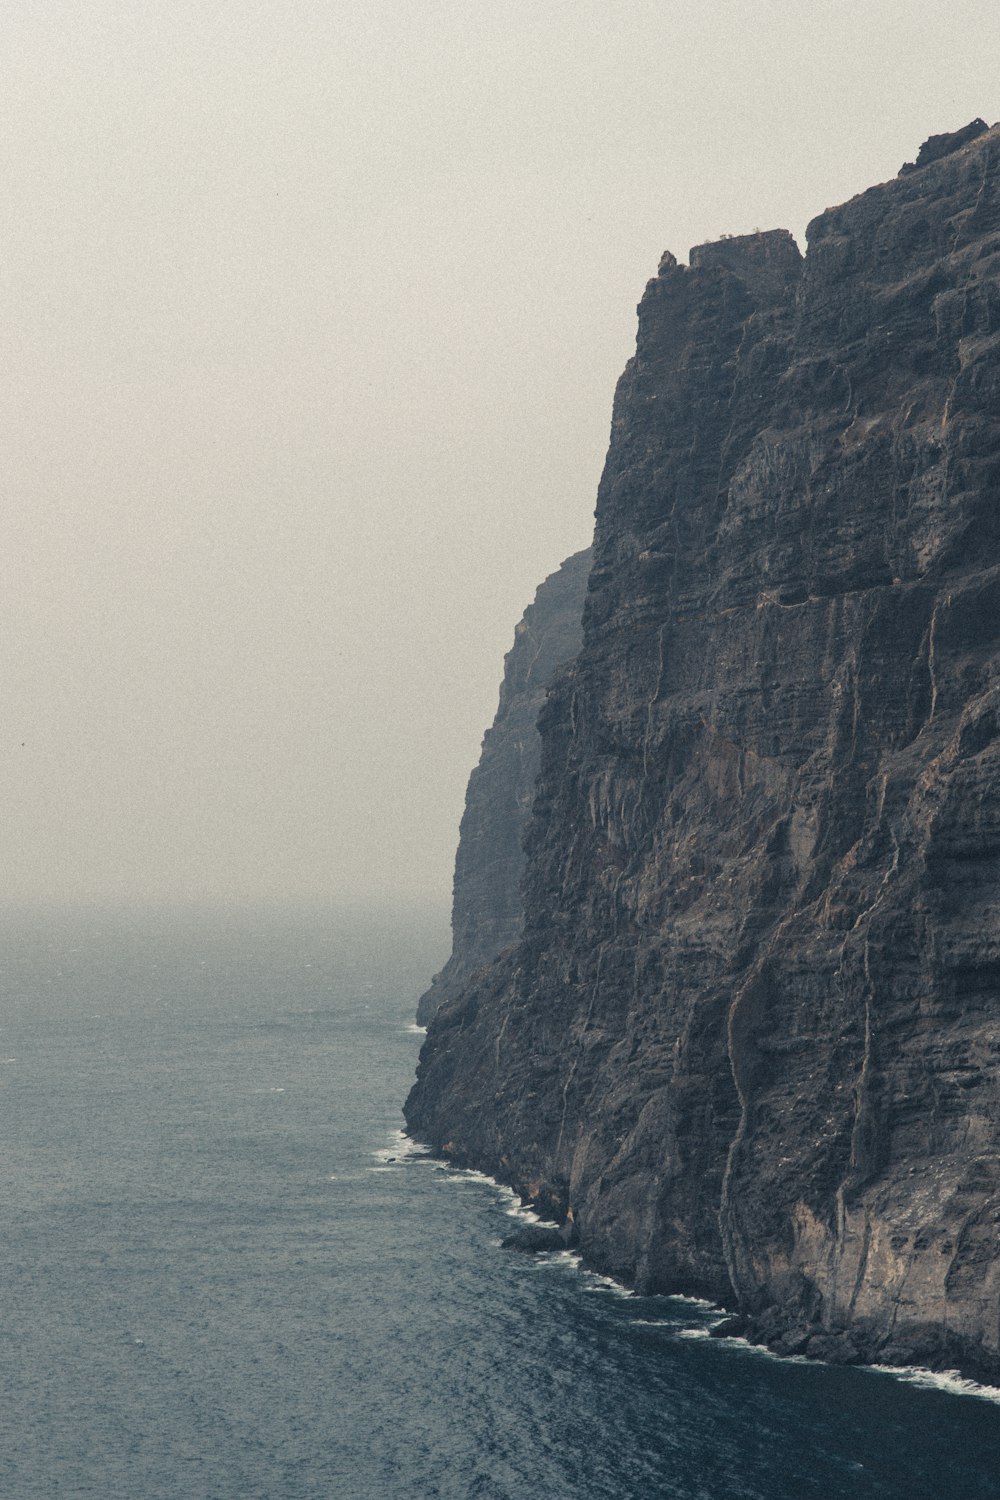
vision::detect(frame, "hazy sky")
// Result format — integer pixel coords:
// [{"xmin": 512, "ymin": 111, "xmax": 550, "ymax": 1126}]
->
[{"xmin": 2, "ymin": 1, "xmax": 998, "ymax": 910}]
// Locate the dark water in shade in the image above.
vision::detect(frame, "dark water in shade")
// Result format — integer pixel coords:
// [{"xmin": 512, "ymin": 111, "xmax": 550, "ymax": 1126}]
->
[{"xmin": 3, "ymin": 907, "xmax": 1000, "ymax": 1500}]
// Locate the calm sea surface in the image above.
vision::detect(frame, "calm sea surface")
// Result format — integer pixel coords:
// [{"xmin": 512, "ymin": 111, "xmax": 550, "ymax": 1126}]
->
[{"xmin": 2, "ymin": 905, "xmax": 1000, "ymax": 1500}]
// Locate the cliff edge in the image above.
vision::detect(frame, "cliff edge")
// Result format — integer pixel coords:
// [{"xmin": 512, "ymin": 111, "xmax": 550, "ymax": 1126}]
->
[
  {"xmin": 417, "ymin": 549, "xmax": 591, "ymax": 1025},
  {"xmin": 407, "ymin": 123, "xmax": 1000, "ymax": 1381}
]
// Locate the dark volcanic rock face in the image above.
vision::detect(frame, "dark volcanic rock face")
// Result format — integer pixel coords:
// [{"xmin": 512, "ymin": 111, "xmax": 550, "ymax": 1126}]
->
[
  {"xmin": 416, "ymin": 549, "xmax": 591, "ymax": 1025},
  {"xmin": 406, "ymin": 124, "xmax": 1000, "ymax": 1380}
]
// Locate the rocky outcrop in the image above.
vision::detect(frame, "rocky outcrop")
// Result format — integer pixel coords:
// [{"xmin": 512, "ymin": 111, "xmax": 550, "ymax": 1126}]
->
[
  {"xmin": 406, "ymin": 123, "xmax": 1000, "ymax": 1382},
  {"xmin": 417, "ymin": 549, "xmax": 591, "ymax": 1025},
  {"xmin": 900, "ymin": 118, "xmax": 989, "ymax": 175}
]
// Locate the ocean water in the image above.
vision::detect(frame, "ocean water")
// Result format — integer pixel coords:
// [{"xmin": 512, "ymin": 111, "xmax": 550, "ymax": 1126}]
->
[{"xmin": 2, "ymin": 906, "xmax": 1000, "ymax": 1500}]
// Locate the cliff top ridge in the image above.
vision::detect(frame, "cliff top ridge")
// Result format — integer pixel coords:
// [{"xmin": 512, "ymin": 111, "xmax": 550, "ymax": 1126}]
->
[
  {"xmin": 652, "ymin": 122, "xmax": 998, "ymax": 292},
  {"xmin": 899, "ymin": 117, "xmax": 991, "ymax": 175}
]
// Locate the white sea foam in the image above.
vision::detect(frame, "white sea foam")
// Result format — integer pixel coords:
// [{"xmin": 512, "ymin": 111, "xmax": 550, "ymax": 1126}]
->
[
  {"xmin": 576, "ymin": 1265, "xmax": 636, "ymax": 1297},
  {"xmin": 504, "ymin": 1201, "xmax": 542, "ymax": 1223},
  {"xmin": 870, "ymin": 1364, "xmax": 1000, "ymax": 1405},
  {"xmin": 532, "ymin": 1249, "xmax": 582, "ymax": 1271},
  {"xmin": 708, "ymin": 1333, "xmax": 764, "ymax": 1356},
  {"xmin": 665, "ymin": 1293, "xmax": 724, "ymax": 1312},
  {"xmin": 501, "ymin": 1196, "xmax": 561, "ymax": 1228},
  {"xmin": 403, "ymin": 1022, "xmax": 427, "ymax": 1035},
  {"xmin": 444, "ymin": 1167, "xmax": 506, "ymax": 1188},
  {"xmin": 366, "ymin": 1138, "xmax": 573, "ymax": 1239},
  {"xmin": 399, "ymin": 1129, "xmax": 433, "ymax": 1151},
  {"xmin": 743, "ymin": 1341, "xmax": 1000, "ymax": 1401},
  {"xmin": 676, "ymin": 1327, "xmax": 713, "ymax": 1340},
  {"xmin": 690, "ymin": 1319, "xmax": 1000, "ymax": 1402},
  {"xmin": 503, "ymin": 1201, "xmax": 561, "ymax": 1229},
  {"xmin": 371, "ymin": 1129, "xmax": 432, "ymax": 1165}
]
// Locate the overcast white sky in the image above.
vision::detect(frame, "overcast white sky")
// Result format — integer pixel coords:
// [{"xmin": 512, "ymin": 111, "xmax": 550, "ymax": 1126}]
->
[{"xmin": 2, "ymin": 0, "xmax": 997, "ymax": 910}]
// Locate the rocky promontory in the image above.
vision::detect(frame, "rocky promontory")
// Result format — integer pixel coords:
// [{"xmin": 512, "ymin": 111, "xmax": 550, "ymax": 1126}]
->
[
  {"xmin": 407, "ymin": 122, "xmax": 1000, "ymax": 1382},
  {"xmin": 417, "ymin": 549, "xmax": 591, "ymax": 1024}
]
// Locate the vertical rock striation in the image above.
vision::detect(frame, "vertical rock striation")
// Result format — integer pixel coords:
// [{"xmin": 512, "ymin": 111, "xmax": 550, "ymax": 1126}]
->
[
  {"xmin": 417, "ymin": 549, "xmax": 591, "ymax": 1025},
  {"xmin": 407, "ymin": 122, "xmax": 1000, "ymax": 1380}
]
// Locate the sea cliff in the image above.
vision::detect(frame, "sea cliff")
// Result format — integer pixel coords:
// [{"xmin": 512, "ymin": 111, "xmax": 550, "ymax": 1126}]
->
[
  {"xmin": 417, "ymin": 549, "xmax": 591, "ymax": 1024},
  {"xmin": 406, "ymin": 121, "xmax": 1000, "ymax": 1381}
]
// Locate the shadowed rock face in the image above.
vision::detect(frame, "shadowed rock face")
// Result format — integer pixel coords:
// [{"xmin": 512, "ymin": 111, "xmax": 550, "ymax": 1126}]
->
[
  {"xmin": 407, "ymin": 123, "xmax": 1000, "ymax": 1381},
  {"xmin": 416, "ymin": 549, "xmax": 591, "ymax": 1025}
]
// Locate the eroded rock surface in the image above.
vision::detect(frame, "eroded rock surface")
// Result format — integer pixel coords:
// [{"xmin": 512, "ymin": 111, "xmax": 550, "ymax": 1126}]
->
[
  {"xmin": 416, "ymin": 549, "xmax": 591, "ymax": 1024},
  {"xmin": 407, "ymin": 123, "xmax": 1000, "ymax": 1380}
]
